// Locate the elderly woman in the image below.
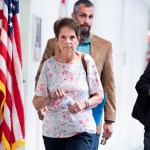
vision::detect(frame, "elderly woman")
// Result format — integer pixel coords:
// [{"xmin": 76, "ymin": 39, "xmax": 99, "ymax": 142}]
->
[{"xmin": 32, "ymin": 18, "xmax": 104, "ymax": 150}]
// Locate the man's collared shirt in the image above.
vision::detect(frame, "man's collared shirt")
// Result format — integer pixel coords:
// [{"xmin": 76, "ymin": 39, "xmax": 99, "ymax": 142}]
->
[{"xmin": 77, "ymin": 36, "xmax": 90, "ymax": 54}]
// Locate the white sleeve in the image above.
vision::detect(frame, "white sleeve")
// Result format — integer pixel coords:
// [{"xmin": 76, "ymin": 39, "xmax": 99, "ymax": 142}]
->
[
  {"xmin": 35, "ymin": 61, "xmax": 48, "ymax": 97},
  {"xmin": 84, "ymin": 54, "xmax": 103, "ymax": 95}
]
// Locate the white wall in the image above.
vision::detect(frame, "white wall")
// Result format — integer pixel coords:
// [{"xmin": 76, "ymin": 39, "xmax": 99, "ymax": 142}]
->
[
  {"xmin": 20, "ymin": 0, "xmax": 150, "ymax": 150},
  {"xmin": 20, "ymin": 1, "xmax": 62, "ymax": 150}
]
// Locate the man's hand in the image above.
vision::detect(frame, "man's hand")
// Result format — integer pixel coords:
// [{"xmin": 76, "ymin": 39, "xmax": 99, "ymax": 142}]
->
[
  {"xmin": 102, "ymin": 121, "xmax": 113, "ymax": 139},
  {"xmin": 37, "ymin": 105, "xmax": 48, "ymax": 120}
]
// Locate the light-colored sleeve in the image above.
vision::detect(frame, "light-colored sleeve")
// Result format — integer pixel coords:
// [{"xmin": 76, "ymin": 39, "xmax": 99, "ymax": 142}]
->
[
  {"xmin": 35, "ymin": 61, "xmax": 48, "ymax": 97},
  {"xmin": 102, "ymin": 44, "xmax": 116, "ymax": 122},
  {"xmin": 84, "ymin": 54, "xmax": 103, "ymax": 95},
  {"xmin": 35, "ymin": 38, "xmax": 59, "ymax": 89}
]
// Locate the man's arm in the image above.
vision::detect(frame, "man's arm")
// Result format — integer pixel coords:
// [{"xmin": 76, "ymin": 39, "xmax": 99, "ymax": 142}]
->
[
  {"xmin": 135, "ymin": 62, "xmax": 150, "ymax": 97},
  {"xmin": 101, "ymin": 43, "xmax": 116, "ymax": 139},
  {"xmin": 102, "ymin": 43, "xmax": 116, "ymax": 122}
]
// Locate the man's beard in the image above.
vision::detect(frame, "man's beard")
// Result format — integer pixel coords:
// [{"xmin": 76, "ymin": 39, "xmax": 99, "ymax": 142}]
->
[{"xmin": 80, "ymin": 25, "xmax": 91, "ymax": 37}]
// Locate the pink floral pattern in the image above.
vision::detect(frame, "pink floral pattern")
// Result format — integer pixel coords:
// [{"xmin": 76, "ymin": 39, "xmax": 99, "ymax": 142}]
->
[{"xmin": 35, "ymin": 54, "xmax": 103, "ymax": 138}]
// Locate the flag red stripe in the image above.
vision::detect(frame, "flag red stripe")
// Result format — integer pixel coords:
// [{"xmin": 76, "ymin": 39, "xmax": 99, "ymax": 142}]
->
[
  {"xmin": 2, "ymin": 120, "xmax": 11, "ymax": 144},
  {"xmin": 13, "ymin": 15, "xmax": 22, "ymax": 66},
  {"xmin": 61, "ymin": 0, "xmax": 65, "ymax": 4},
  {"xmin": 6, "ymin": 87, "xmax": 12, "ymax": 114},
  {"xmin": 12, "ymin": 60, "xmax": 24, "ymax": 137},
  {"xmin": 0, "ymin": 10, "xmax": 3, "ymax": 18}
]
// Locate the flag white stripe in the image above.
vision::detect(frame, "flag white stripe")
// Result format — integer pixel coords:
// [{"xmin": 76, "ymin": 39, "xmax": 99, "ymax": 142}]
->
[
  {"xmin": 1, "ymin": 28, "xmax": 7, "ymax": 48},
  {"xmin": 0, "ymin": 55, "xmax": 7, "ymax": 76},
  {"xmin": 4, "ymin": 104, "xmax": 11, "ymax": 129},
  {"xmin": 0, "ymin": 142, "xmax": 5, "ymax": 150},
  {"xmin": 0, "ymin": 1, "xmax": 3, "ymax": 10},
  {"xmin": 1, "ymin": 29, "xmax": 13, "ymax": 60},
  {"xmin": 12, "ymin": 33, "xmax": 24, "ymax": 101},
  {"xmin": 12, "ymin": 89, "xmax": 23, "ymax": 140},
  {"xmin": 16, "ymin": 14, "xmax": 20, "ymax": 26},
  {"xmin": 3, "ymin": 3, "xmax": 8, "ymax": 19},
  {"xmin": 7, "ymin": 37, "xmax": 13, "ymax": 59}
]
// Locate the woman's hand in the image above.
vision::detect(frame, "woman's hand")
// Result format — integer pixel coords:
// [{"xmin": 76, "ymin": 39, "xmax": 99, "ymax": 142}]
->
[
  {"xmin": 32, "ymin": 88, "xmax": 66, "ymax": 110},
  {"xmin": 48, "ymin": 88, "xmax": 66, "ymax": 101},
  {"xmin": 32, "ymin": 96, "xmax": 49, "ymax": 110},
  {"xmin": 67, "ymin": 91, "xmax": 104, "ymax": 114},
  {"xmin": 68, "ymin": 101, "xmax": 86, "ymax": 114}
]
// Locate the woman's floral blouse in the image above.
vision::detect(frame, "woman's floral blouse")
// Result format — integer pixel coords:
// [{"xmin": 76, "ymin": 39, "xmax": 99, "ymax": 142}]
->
[{"xmin": 35, "ymin": 54, "xmax": 103, "ymax": 138}]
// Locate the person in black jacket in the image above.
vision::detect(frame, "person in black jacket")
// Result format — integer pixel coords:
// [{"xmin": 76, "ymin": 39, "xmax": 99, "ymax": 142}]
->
[{"xmin": 132, "ymin": 62, "xmax": 150, "ymax": 150}]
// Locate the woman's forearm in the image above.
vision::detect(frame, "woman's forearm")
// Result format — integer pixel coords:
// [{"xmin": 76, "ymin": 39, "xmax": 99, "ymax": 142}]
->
[
  {"xmin": 88, "ymin": 91, "xmax": 104, "ymax": 108},
  {"xmin": 32, "ymin": 95, "xmax": 49, "ymax": 110}
]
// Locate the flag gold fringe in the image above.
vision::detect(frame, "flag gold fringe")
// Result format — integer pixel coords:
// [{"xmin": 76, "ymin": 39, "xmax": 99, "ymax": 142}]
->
[
  {"xmin": 2, "ymin": 132, "xmax": 25, "ymax": 150},
  {"xmin": 0, "ymin": 82, "xmax": 25, "ymax": 149},
  {"xmin": 2, "ymin": 132, "xmax": 10, "ymax": 150},
  {"xmin": 0, "ymin": 80, "xmax": 6, "ymax": 119},
  {"xmin": 12, "ymin": 139, "xmax": 25, "ymax": 150}
]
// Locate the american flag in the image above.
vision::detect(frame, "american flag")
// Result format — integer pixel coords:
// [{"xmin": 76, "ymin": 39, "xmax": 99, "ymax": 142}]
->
[
  {"xmin": 58, "ymin": 0, "xmax": 67, "ymax": 18},
  {"xmin": 61, "ymin": 0, "xmax": 65, "ymax": 4},
  {"xmin": 0, "ymin": 0, "xmax": 25, "ymax": 149}
]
